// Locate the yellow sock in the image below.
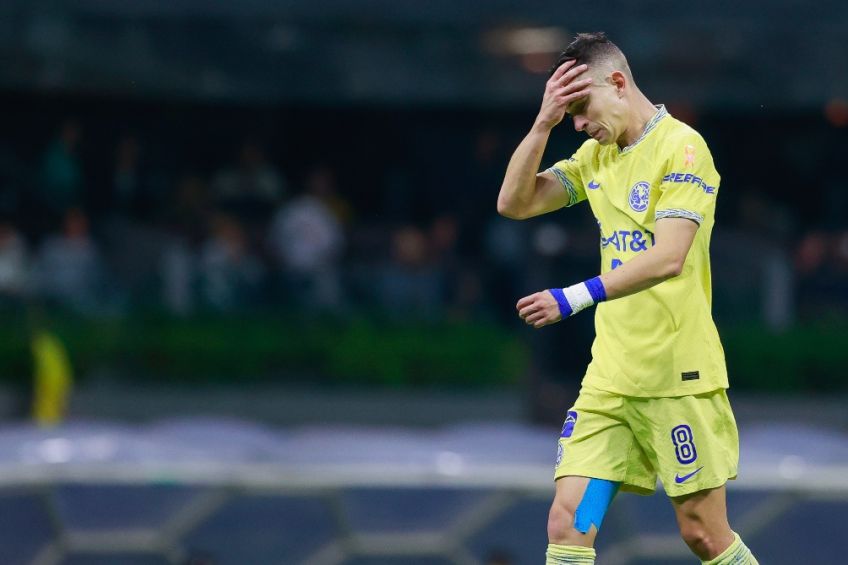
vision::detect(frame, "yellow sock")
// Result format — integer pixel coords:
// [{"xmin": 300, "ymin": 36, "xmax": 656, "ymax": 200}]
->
[
  {"xmin": 546, "ymin": 543, "xmax": 595, "ymax": 564},
  {"xmin": 702, "ymin": 532, "xmax": 759, "ymax": 565}
]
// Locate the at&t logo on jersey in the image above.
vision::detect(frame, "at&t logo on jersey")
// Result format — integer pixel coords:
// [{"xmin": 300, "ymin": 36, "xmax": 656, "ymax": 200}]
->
[{"xmin": 628, "ymin": 181, "xmax": 650, "ymax": 212}]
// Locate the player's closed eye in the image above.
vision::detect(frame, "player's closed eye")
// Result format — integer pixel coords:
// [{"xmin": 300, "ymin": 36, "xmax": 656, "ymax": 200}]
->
[{"xmin": 569, "ymin": 98, "xmax": 589, "ymax": 117}]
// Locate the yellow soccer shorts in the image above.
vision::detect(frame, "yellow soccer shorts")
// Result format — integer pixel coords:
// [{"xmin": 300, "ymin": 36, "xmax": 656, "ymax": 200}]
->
[{"xmin": 554, "ymin": 386, "xmax": 739, "ymax": 497}]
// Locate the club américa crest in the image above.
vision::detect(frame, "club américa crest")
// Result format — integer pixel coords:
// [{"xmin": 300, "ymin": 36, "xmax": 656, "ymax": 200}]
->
[{"xmin": 628, "ymin": 181, "xmax": 651, "ymax": 212}]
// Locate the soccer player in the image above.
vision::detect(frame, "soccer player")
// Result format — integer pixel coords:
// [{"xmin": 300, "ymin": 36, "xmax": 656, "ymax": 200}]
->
[{"xmin": 496, "ymin": 33, "xmax": 759, "ymax": 565}]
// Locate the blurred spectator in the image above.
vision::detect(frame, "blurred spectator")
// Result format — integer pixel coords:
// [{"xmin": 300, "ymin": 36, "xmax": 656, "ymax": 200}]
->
[
  {"xmin": 793, "ymin": 230, "xmax": 848, "ymax": 320},
  {"xmin": 379, "ymin": 225, "xmax": 444, "ymax": 319},
  {"xmin": 268, "ymin": 166, "xmax": 345, "ymax": 310},
  {"xmin": 161, "ymin": 240, "xmax": 195, "ymax": 317},
  {"xmin": 96, "ymin": 135, "xmax": 171, "ymax": 301},
  {"xmin": 34, "ymin": 209, "xmax": 104, "ymax": 312},
  {"xmin": 429, "ymin": 214, "xmax": 459, "ymax": 265},
  {"xmin": 169, "ymin": 174, "xmax": 213, "ymax": 242},
  {"xmin": 161, "ymin": 174, "xmax": 214, "ymax": 316},
  {"xmin": 761, "ymin": 246, "xmax": 794, "ymax": 332},
  {"xmin": 828, "ymin": 231, "xmax": 848, "ymax": 310},
  {"xmin": 212, "ymin": 139, "xmax": 287, "ymax": 218},
  {"xmin": 484, "ymin": 215, "xmax": 530, "ymax": 322},
  {"xmin": 109, "ymin": 133, "xmax": 153, "ymax": 220},
  {"xmin": 795, "ymin": 230, "xmax": 830, "ymax": 317},
  {"xmin": 429, "ymin": 213, "xmax": 485, "ymax": 319},
  {"xmin": 0, "ymin": 220, "xmax": 28, "ymax": 301},
  {"xmin": 310, "ymin": 166, "xmax": 353, "ymax": 227},
  {"xmin": 459, "ymin": 128, "xmax": 506, "ymax": 253},
  {"xmin": 795, "ymin": 231, "xmax": 829, "ymax": 277},
  {"xmin": 0, "ymin": 143, "xmax": 25, "ymax": 216},
  {"xmin": 199, "ymin": 213, "xmax": 265, "ymax": 311},
  {"xmin": 832, "ymin": 231, "xmax": 848, "ymax": 270},
  {"xmin": 450, "ymin": 267, "xmax": 486, "ymax": 321},
  {"xmin": 39, "ymin": 119, "xmax": 83, "ymax": 218},
  {"xmin": 737, "ymin": 189, "xmax": 794, "ymax": 242}
]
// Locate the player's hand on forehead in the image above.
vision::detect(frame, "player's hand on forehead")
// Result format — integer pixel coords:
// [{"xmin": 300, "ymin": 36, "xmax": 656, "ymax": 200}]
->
[
  {"xmin": 537, "ymin": 59, "xmax": 591, "ymax": 128},
  {"xmin": 551, "ymin": 59, "xmax": 586, "ymax": 82},
  {"xmin": 547, "ymin": 61, "xmax": 591, "ymax": 104}
]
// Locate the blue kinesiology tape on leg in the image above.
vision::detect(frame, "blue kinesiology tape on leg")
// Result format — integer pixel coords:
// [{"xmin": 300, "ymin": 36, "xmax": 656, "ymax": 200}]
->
[{"xmin": 574, "ymin": 478, "xmax": 620, "ymax": 534}]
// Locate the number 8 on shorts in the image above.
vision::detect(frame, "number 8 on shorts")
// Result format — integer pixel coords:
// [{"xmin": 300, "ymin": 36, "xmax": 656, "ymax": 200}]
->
[{"xmin": 671, "ymin": 424, "xmax": 698, "ymax": 465}]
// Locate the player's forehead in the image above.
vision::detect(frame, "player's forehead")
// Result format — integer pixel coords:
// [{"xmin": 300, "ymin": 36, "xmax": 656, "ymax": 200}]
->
[{"xmin": 565, "ymin": 92, "xmax": 591, "ymax": 116}]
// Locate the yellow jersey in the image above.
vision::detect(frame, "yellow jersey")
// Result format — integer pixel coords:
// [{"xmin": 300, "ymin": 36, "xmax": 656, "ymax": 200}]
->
[{"xmin": 547, "ymin": 105, "xmax": 728, "ymax": 397}]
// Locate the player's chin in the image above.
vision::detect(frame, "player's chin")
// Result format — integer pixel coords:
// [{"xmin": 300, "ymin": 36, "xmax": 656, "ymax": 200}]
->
[{"xmin": 593, "ymin": 132, "xmax": 613, "ymax": 145}]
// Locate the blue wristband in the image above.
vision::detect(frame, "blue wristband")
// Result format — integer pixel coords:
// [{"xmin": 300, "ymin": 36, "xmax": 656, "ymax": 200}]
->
[
  {"xmin": 548, "ymin": 288, "xmax": 574, "ymax": 318},
  {"xmin": 585, "ymin": 276, "xmax": 607, "ymax": 303}
]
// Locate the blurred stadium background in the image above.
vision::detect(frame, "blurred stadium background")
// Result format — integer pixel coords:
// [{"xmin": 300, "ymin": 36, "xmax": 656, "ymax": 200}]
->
[{"xmin": 0, "ymin": 1, "xmax": 846, "ymax": 564}]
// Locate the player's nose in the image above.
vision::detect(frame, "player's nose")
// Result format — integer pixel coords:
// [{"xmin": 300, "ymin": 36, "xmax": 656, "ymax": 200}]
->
[{"xmin": 573, "ymin": 116, "xmax": 588, "ymax": 132}]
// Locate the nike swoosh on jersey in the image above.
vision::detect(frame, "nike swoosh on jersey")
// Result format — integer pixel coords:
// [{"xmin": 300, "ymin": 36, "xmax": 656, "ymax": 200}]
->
[
  {"xmin": 674, "ymin": 466, "xmax": 704, "ymax": 484},
  {"xmin": 588, "ymin": 180, "xmax": 601, "ymax": 190}
]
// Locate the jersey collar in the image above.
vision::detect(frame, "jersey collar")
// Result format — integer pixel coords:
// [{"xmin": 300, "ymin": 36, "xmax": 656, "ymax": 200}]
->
[{"xmin": 618, "ymin": 104, "xmax": 667, "ymax": 155}]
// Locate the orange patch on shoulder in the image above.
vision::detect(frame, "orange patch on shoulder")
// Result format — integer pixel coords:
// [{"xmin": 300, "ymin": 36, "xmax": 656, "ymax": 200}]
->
[{"xmin": 684, "ymin": 144, "xmax": 696, "ymax": 167}]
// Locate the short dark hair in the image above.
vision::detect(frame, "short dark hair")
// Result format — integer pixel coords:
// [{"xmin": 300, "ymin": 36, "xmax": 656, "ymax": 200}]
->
[{"xmin": 549, "ymin": 32, "xmax": 629, "ymax": 77}]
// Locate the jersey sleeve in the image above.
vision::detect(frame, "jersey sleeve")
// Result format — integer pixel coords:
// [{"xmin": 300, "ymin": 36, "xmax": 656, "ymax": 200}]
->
[
  {"xmin": 545, "ymin": 141, "xmax": 590, "ymax": 208},
  {"xmin": 654, "ymin": 132, "xmax": 720, "ymax": 225}
]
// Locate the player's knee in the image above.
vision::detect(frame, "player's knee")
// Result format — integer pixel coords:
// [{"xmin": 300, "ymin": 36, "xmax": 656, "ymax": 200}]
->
[
  {"xmin": 547, "ymin": 500, "xmax": 583, "ymax": 544},
  {"xmin": 678, "ymin": 523, "xmax": 720, "ymax": 559},
  {"xmin": 548, "ymin": 479, "xmax": 619, "ymax": 544}
]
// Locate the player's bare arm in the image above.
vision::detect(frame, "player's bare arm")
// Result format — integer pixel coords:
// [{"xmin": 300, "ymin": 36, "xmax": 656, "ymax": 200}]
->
[
  {"xmin": 517, "ymin": 218, "xmax": 697, "ymax": 328},
  {"xmin": 497, "ymin": 60, "xmax": 592, "ymax": 220},
  {"xmin": 598, "ymin": 217, "xmax": 697, "ymax": 299}
]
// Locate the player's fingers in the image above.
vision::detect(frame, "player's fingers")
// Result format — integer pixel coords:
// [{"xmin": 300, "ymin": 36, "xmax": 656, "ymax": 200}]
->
[
  {"xmin": 516, "ymin": 294, "xmax": 537, "ymax": 310},
  {"xmin": 523, "ymin": 312, "xmax": 542, "ymax": 325},
  {"xmin": 557, "ymin": 87, "xmax": 591, "ymax": 106},
  {"xmin": 556, "ymin": 82, "xmax": 592, "ymax": 99},
  {"xmin": 526, "ymin": 308, "xmax": 549, "ymax": 323},
  {"xmin": 550, "ymin": 59, "xmax": 577, "ymax": 81},
  {"xmin": 554, "ymin": 63, "xmax": 588, "ymax": 86},
  {"xmin": 531, "ymin": 313, "xmax": 552, "ymax": 328},
  {"xmin": 525, "ymin": 312, "xmax": 545, "ymax": 326},
  {"xmin": 518, "ymin": 304, "xmax": 539, "ymax": 319},
  {"xmin": 556, "ymin": 78, "xmax": 592, "ymax": 96},
  {"xmin": 555, "ymin": 62, "xmax": 587, "ymax": 82}
]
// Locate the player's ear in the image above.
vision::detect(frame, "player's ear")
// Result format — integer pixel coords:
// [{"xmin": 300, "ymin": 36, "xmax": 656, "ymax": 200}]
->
[{"xmin": 609, "ymin": 71, "xmax": 627, "ymax": 96}]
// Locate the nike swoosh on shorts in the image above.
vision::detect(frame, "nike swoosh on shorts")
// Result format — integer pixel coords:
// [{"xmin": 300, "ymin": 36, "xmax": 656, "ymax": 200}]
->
[{"xmin": 674, "ymin": 466, "xmax": 704, "ymax": 484}]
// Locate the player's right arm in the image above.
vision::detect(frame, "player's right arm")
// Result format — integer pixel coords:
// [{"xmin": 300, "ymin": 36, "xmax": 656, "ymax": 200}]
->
[{"xmin": 497, "ymin": 60, "xmax": 592, "ymax": 220}]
